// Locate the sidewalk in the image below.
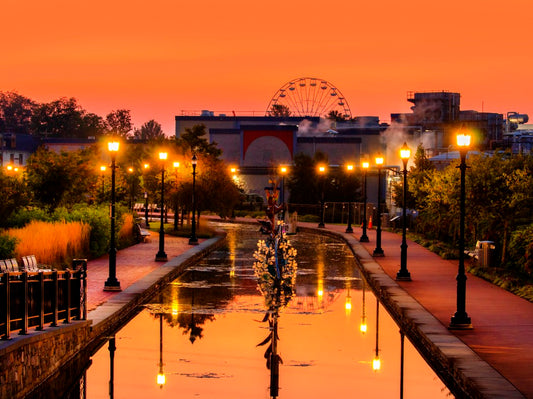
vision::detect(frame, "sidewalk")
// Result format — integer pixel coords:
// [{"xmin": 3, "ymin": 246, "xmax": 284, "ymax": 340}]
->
[
  {"xmin": 87, "ymin": 234, "xmax": 197, "ymax": 311},
  {"xmin": 305, "ymin": 221, "xmax": 533, "ymax": 398}
]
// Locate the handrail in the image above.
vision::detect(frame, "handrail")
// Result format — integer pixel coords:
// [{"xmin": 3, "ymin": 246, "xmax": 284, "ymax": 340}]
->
[{"xmin": 0, "ymin": 260, "xmax": 87, "ymax": 340}]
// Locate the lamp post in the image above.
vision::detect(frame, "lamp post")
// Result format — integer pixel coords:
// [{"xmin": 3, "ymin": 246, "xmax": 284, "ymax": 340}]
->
[
  {"xmin": 100, "ymin": 165, "xmax": 106, "ymax": 200},
  {"xmin": 372, "ymin": 154, "xmax": 385, "ymax": 257},
  {"xmin": 396, "ymin": 143, "xmax": 412, "ymax": 281},
  {"xmin": 449, "ymin": 132, "xmax": 473, "ymax": 329},
  {"xmin": 189, "ymin": 154, "xmax": 199, "ymax": 245},
  {"xmin": 155, "ymin": 152, "xmax": 168, "ymax": 262},
  {"xmin": 144, "ymin": 191, "xmax": 150, "ymax": 228},
  {"xmin": 345, "ymin": 164, "xmax": 354, "ymax": 233},
  {"xmin": 127, "ymin": 167, "xmax": 134, "ymax": 211},
  {"xmin": 317, "ymin": 164, "xmax": 326, "ymax": 228},
  {"xmin": 279, "ymin": 165, "xmax": 288, "ymax": 221},
  {"xmin": 230, "ymin": 166, "xmax": 238, "ymax": 220},
  {"xmin": 173, "ymin": 161, "xmax": 180, "ymax": 230},
  {"xmin": 360, "ymin": 160, "xmax": 370, "ymax": 242},
  {"xmin": 104, "ymin": 140, "xmax": 121, "ymax": 291}
]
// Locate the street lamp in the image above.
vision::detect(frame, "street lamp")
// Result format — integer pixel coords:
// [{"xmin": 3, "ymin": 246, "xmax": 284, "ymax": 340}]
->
[
  {"xmin": 317, "ymin": 164, "xmax": 327, "ymax": 228},
  {"xmin": 345, "ymin": 164, "xmax": 354, "ymax": 233},
  {"xmin": 360, "ymin": 159, "xmax": 370, "ymax": 242},
  {"xmin": 189, "ymin": 154, "xmax": 199, "ymax": 245},
  {"xmin": 396, "ymin": 142, "xmax": 412, "ymax": 281},
  {"xmin": 155, "ymin": 152, "xmax": 168, "ymax": 262},
  {"xmin": 127, "ymin": 166, "xmax": 134, "ymax": 211},
  {"xmin": 144, "ymin": 191, "xmax": 150, "ymax": 228},
  {"xmin": 104, "ymin": 140, "xmax": 121, "ymax": 291},
  {"xmin": 449, "ymin": 131, "xmax": 473, "ymax": 329},
  {"xmin": 100, "ymin": 165, "xmax": 106, "ymax": 199},
  {"xmin": 173, "ymin": 161, "xmax": 180, "ymax": 230},
  {"xmin": 279, "ymin": 165, "xmax": 288, "ymax": 221},
  {"xmin": 372, "ymin": 154, "xmax": 385, "ymax": 257}
]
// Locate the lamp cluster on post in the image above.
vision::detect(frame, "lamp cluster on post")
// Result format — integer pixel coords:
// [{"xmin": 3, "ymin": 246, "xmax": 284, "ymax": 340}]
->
[
  {"xmin": 155, "ymin": 152, "xmax": 168, "ymax": 262},
  {"xmin": 360, "ymin": 159, "xmax": 370, "ymax": 242},
  {"xmin": 345, "ymin": 164, "xmax": 354, "ymax": 233},
  {"xmin": 372, "ymin": 154, "xmax": 385, "ymax": 257},
  {"xmin": 104, "ymin": 140, "xmax": 121, "ymax": 292},
  {"xmin": 396, "ymin": 142, "xmax": 412, "ymax": 281},
  {"xmin": 189, "ymin": 153, "xmax": 199, "ymax": 245},
  {"xmin": 317, "ymin": 164, "xmax": 327, "ymax": 228},
  {"xmin": 449, "ymin": 131, "xmax": 473, "ymax": 330}
]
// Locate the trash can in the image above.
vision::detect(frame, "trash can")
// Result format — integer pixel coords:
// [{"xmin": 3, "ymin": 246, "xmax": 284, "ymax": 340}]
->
[{"xmin": 476, "ymin": 241, "xmax": 495, "ymax": 267}]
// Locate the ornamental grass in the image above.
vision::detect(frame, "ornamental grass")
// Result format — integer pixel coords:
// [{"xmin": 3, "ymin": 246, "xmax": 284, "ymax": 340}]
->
[{"xmin": 7, "ymin": 220, "xmax": 90, "ymax": 268}]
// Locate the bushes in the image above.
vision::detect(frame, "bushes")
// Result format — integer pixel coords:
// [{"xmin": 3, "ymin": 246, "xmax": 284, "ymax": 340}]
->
[
  {"xmin": 0, "ymin": 234, "xmax": 18, "ymax": 259},
  {"xmin": 7, "ymin": 221, "xmax": 90, "ymax": 268},
  {"xmin": 507, "ymin": 224, "xmax": 533, "ymax": 276}
]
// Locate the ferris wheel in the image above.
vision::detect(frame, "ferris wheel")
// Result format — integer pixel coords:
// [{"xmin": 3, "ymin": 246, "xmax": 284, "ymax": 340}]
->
[{"xmin": 266, "ymin": 77, "xmax": 352, "ymax": 119}]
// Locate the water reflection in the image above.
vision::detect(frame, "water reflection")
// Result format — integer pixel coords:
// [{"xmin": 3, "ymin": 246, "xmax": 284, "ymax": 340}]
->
[{"xmin": 31, "ymin": 222, "xmax": 453, "ymax": 398}]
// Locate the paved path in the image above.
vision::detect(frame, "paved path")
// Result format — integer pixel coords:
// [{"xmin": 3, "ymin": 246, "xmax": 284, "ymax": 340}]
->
[
  {"xmin": 301, "ymin": 221, "xmax": 533, "ymax": 398},
  {"xmin": 87, "ymin": 234, "xmax": 196, "ymax": 311}
]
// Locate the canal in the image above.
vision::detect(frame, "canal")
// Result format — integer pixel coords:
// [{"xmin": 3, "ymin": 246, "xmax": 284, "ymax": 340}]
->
[{"xmin": 34, "ymin": 222, "xmax": 453, "ymax": 398}]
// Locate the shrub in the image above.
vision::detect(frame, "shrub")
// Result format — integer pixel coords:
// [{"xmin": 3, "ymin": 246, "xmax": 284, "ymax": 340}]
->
[
  {"xmin": 7, "ymin": 220, "xmax": 90, "ymax": 268},
  {"xmin": 0, "ymin": 233, "xmax": 19, "ymax": 259},
  {"xmin": 507, "ymin": 224, "xmax": 533, "ymax": 275},
  {"xmin": 118, "ymin": 213, "xmax": 136, "ymax": 249},
  {"xmin": 6, "ymin": 208, "xmax": 53, "ymax": 228}
]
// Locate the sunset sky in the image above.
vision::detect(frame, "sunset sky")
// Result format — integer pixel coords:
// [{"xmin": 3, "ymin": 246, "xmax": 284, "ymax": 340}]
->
[{"xmin": 2, "ymin": 0, "xmax": 532, "ymax": 135}]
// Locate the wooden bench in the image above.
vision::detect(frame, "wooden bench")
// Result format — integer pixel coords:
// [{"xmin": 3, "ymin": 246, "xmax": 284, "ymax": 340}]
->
[
  {"xmin": 0, "ymin": 258, "xmax": 19, "ymax": 273},
  {"xmin": 135, "ymin": 223, "xmax": 151, "ymax": 243},
  {"xmin": 21, "ymin": 255, "xmax": 52, "ymax": 272}
]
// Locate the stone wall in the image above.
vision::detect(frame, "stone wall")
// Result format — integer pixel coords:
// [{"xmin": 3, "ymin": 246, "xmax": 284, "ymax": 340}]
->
[{"xmin": 0, "ymin": 320, "xmax": 92, "ymax": 399}]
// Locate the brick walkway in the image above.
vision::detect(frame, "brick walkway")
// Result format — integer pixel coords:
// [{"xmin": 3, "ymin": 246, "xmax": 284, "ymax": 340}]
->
[{"xmin": 87, "ymin": 234, "xmax": 196, "ymax": 311}]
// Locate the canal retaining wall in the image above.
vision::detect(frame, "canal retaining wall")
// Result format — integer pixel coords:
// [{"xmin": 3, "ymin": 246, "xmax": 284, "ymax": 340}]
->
[{"xmin": 0, "ymin": 233, "xmax": 226, "ymax": 399}]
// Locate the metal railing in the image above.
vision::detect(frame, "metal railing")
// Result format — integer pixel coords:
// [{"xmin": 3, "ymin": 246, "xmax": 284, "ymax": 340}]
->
[{"xmin": 0, "ymin": 260, "xmax": 87, "ymax": 339}]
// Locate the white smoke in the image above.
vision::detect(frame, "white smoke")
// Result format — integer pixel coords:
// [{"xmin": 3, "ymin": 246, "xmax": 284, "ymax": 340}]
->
[{"xmin": 297, "ymin": 118, "xmax": 335, "ymax": 137}]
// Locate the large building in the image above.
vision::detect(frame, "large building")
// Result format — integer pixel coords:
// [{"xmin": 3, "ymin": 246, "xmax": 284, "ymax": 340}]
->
[{"xmin": 175, "ymin": 112, "xmax": 390, "ymax": 197}]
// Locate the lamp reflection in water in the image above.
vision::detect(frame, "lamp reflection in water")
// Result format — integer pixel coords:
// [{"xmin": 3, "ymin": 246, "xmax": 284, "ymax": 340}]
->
[
  {"xmin": 345, "ymin": 279, "xmax": 352, "ymax": 316},
  {"xmin": 157, "ymin": 313, "xmax": 166, "ymax": 389},
  {"xmin": 108, "ymin": 336, "xmax": 116, "ymax": 398},
  {"xmin": 372, "ymin": 299, "xmax": 381, "ymax": 372},
  {"xmin": 360, "ymin": 278, "xmax": 367, "ymax": 335}
]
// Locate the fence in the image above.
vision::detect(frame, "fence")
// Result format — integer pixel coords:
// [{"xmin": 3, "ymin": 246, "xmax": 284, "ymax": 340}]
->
[
  {"xmin": 0, "ymin": 260, "xmax": 87, "ymax": 339},
  {"xmin": 289, "ymin": 202, "xmax": 384, "ymax": 225}
]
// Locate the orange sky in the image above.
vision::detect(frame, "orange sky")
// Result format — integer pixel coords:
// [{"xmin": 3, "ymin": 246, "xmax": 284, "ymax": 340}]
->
[{"xmin": 2, "ymin": 0, "xmax": 532, "ymax": 135}]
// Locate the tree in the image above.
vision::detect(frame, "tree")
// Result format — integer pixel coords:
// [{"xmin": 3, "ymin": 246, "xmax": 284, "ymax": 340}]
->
[
  {"xmin": 178, "ymin": 124, "xmax": 222, "ymax": 158},
  {"xmin": 0, "ymin": 91, "xmax": 35, "ymax": 134},
  {"xmin": 30, "ymin": 97, "xmax": 105, "ymax": 138},
  {"xmin": 133, "ymin": 119, "xmax": 165, "ymax": 142},
  {"xmin": 327, "ymin": 110, "xmax": 347, "ymax": 122},
  {"xmin": 268, "ymin": 104, "xmax": 291, "ymax": 117},
  {"xmin": 0, "ymin": 168, "xmax": 30, "ymax": 226},
  {"xmin": 25, "ymin": 147, "xmax": 100, "ymax": 211},
  {"xmin": 106, "ymin": 109, "xmax": 133, "ymax": 138}
]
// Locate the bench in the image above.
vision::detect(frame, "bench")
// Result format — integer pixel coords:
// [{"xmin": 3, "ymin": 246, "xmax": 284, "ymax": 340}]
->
[
  {"xmin": 135, "ymin": 223, "xmax": 151, "ymax": 243},
  {"xmin": 21, "ymin": 255, "xmax": 52, "ymax": 272},
  {"xmin": 0, "ymin": 258, "xmax": 19, "ymax": 273}
]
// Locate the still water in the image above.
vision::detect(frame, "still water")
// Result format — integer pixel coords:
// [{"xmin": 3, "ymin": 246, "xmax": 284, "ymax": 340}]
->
[{"xmin": 76, "ymin": 223, "xmax": 452, "ymax": 398}]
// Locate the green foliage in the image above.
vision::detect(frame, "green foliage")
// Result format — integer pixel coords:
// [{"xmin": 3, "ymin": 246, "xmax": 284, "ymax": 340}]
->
[
  {"xmin": 106, "ymin": 109, "xmax": 133, "ymax": 138},
  {"xmin": 6, "ymin": 207, "xmax": 53, "ymax": 228},
  {"xmin": 133, "ymin": 119, "xmax": 165, "ymax": 142},
  {"xmin": 178, "ymin": 124, "xmax": 222, "ymax": 158},
  {"xmin": 0, "ymin": 91, "xmax": 35, "ymax": 134},
  {"xmin": 268, "ymin": 104, "xmax": 291, "ymax": 117},
  {"xmin": 25, "ymin": 146, "xmax": 100, "ymax": 211},
  {"xmin": 0, "ymin": 169, "xmax": 31, "ymax": 227},
  {"xmin": 507, "ymin": 224, "xmax": 533, "ymax": 275},
  {"xmin": 0, "ymin": 233, "xmax": 18, "ymax": 259}
]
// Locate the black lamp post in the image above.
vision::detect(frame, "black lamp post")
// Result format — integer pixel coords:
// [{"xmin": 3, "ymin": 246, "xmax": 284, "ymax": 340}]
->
[
  {"xmin": 104, "ymin": 140, "xmax": 121, "ymax": 291},
  {"xmin": 279, "ymin": 165, "xmax": 288, "ymax": 222},
  {"xmin": 360, "ymin": 160, "xmax": 370, "ymax": 242},
  {"xmin": 173, "ymin": 162, "xmax": 180, "ymax": 231},
  {"xmin": 345, "ymin": 164, "xmax": 354, "ymax": 233},
  {"xmin": 450, "ymin": 132, "xmax": 473, "ymax": 329},
  {"xmin": 100, "ymin": 165, "xmax": 106, "ymax": 201},
  {"xmin": 396, "ymin": 142, "xmax": 412, "ymax": 281},
  {"xmin": 144, "ymin": 191, "xmax": 150, "ymax": 228},
  {"xmin": 189, "ymin": 154, "xmax": 199, "ymax": 245},
  {"xmin": 317, "ymin": 164, "xmax": 326, "ymax": 228},
  {"xmin": 372, "ymin": 154, "xmax": 385, "ymax": 257},
  {"xmin": 127, "ymin": 167, "xmax": 134, "ymax": 211},
  {"xmin": 155, "ymin": 152, "xmax": 168, "ymax": 262}
]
